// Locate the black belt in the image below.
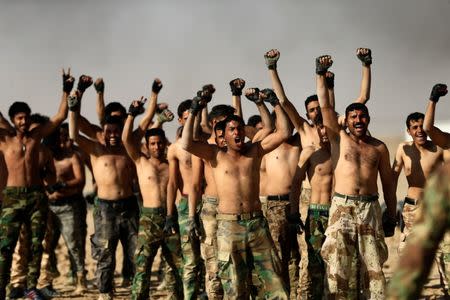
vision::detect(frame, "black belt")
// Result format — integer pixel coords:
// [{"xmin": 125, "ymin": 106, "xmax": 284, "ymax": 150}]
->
[
  {"xmin": 404, "ymin": 197, "xmax": 418, "ymax": 206},
  {"xmin": 49, "ymin": 194, "xmax": 82, "ymax": 206},
  {"xmin": 334, "ymin": 192, "xmax": 378, "ymax": 202},
  {"xmin": 267, "ymin": 194, "xmax": 290, "ymax": 201},
  {"xmin": 217, "ymin": 211, "xmax": 264, "ymax": 221}
]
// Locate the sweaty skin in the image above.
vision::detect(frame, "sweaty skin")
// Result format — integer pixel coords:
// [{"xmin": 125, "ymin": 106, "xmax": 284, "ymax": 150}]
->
[{"xmin": 392, "ymin": 119, "xmax": 443, "ymax": 201}]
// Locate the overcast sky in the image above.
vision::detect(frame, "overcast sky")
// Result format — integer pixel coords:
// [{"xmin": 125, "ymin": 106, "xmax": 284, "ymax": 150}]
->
[{"xmin": 1, "ymin": 0, "xmax": 449, "ymax": 139}]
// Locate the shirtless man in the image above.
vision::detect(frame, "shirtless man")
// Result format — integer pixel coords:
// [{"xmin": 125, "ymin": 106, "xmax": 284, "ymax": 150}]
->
[
  {"xmin": 0, "ymin": 69, "xmax": 71, "ymax": 300},
  {"xmin": 180, "ymin": 88, "xmax": 290, "ymax": 299},
  {"xmin": 122, "ymin": 98, "xmax": 183, "ymax": 300},
  {"xmin": 37, "ymin": 123, "xmax": 88, "ymax": 295},
  {"xmin": 69, "ymin": 88, "xmax": 139, "ymax": 300},
  {"xmin": 315, "ymin": 55, "xmax": 396, "ymax": 299}
]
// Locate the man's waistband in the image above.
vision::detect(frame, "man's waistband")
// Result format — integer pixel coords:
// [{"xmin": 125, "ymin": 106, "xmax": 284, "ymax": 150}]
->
[
  {"xmin": 309, "ymin": 203, "xmax": 330, "ymax": 211},
  {"xmin": 202, "ymin": 195, "xmax": 218, "ymax": 205},
  {"xmin": 333, "ymin": 192, "xmax": 378, "ymax": 202},
  {"xmin": 49, "ymin": 193, "xmax": 83, "ymax": 206},
  {"xmin": 141, "ymin": 206, "xmax": 165, "ymax": 214},
  {"xmin": 404, "ymin": 197, "xmax": 419, "ymax": 206},
  {"xmin": 3, "ymin": 185, "xmax": 44, "ymax": 194},
  {"xmin": 266, "ymin": 194, "xmax": 290, "ymax": 201},
  {"xmin": 96, "ymin": 195, "xmax": 137, "ymax": 206},
  {"xmin": 217, "ymin": 210, "xmax": 263, "ymax": 221}
]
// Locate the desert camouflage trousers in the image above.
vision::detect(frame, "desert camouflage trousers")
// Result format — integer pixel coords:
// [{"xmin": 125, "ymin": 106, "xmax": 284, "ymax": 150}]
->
[
  {"xmin": 217, "ymin": 214, "xmax": 288, "ymax": 299},
  {"xmin": 321, "ymin": 194, "xmax": 388, "ymax": 300},
  {"xmin": 200, "ymin": 195, "xmax": 223, "ymax": 299},
  {"xmin": 177, "ymin": 195, "xmax": 203, "ymax": 299},
  {"xmin": 131, "ymin": 207, "xmax": 183, "ymax": 300},
  {"xmin": 298, "ymin": 203, "xmax": 330, "ymax": 300},
  {"xmin": 0, "ymin": 186, "xmax": 47, "ymax": 298}
]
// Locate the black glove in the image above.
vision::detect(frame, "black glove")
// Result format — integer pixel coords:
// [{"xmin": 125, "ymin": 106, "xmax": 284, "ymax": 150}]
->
[
  {"xmin": 229, "ymin": 78, "xmax": 245, "ymax": 96},
  {"xmin": 94, "ymin": 78, "xmax": 104, "ymax": 94},
  {"xmin": 315, "ymin": 55, "xmax": 332, "ymax": 75},
  {"xmin": 325, "ymin": 71, "xmax": 335, "ymax": 89},
  {"xmin": 356, "ymin": 48, "xmax": 372, "ymax": 66},
  {"xmin": 288, "ymin": 212, "xmax": 305, "ymax": 235},
  {"xmin": 261, "ymin": 88, "xmax": 279, "ymax": 106},
  {"xmin": 201, "ymin": 84, "xmax": 216, "ymax": 102},
  {"xmin": 67, "ymin": 95, "xmax": 80, "ymax": 112},
  {"xmin": 85, "ymin": 192, "xmax": 96, "ymax": 205},
  {"xmin": 63, "ymin": 74, "xmax": 75, "ymax": 94},
  {"xmin": 245, "ymin": 88, "xmax": 261, "ymax": 104},
  {"xmin": 46, "ymin": 181, "xmax": 67, "ymax": 194},
  {"xmin": 189, "ymin": 95, "xmax": 205, "ymax": 114},
  {"xmin": 77, "ymin": 75, "xmax": 93, "ymax": 93},
  {"xmin": 264, "ymin": 50, "xmax": 280, "ymax": 70},
  {"xmin": 164, "ymin": 215, "xmax": 178, "ymax": 235},
  {"xmin": 152, "ymin": 79, "xmax": 163, "ymax": 94},
  {"xmin": 430, "ymin": 84, "xmax": 448, "ymax": 103},
  {"xmin": 128, "ymin": 101, "xmax": 145, "ymax": 117},
  {"xmin": 382, "ymin": 210, "xmax": 397, "ymax": 237},
  {"xmin": 186, "ymin": 216, "xmax": 201, "ymax": 240}
]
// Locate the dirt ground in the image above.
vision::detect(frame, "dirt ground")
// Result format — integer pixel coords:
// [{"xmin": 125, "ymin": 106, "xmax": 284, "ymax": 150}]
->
[{"xmin": 25, "ymin": 207, "xmax": 446, "ymax": 300}]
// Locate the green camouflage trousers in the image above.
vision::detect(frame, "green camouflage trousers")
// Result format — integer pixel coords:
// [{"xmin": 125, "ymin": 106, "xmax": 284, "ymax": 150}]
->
[
  {"xmin": 261, "ymin": 196, "xmax": 299, "ymax": 299},
  {"xmin": 298, "ymin": 204, "xmax": 329, "ymax": 300},
  {"xmin": 90, "ymin": 196, "xmax": 139, "ymax": 293},
  {"xmin": 386, "ymin": 166, "xmax": 450, "ymax": 299},
  {"xmin": 321, "ymin": 194, "xmax": 388, "ymax": 300},
  {"xmin": 200, "ymin": 195, "xmax": 223, "ymax": 299},
  {"xmin": 177, "ymin": 195, "xmax": 203, "ymax": 299},
  {"xmin": 217, "ymin": 214, "xmax": 288, "ymax": 299},
  {"xmin": 0, "ymin": 186, "xmax": 47, "ymax": 298},
  {"xmin": 131, "ymin": 207, "xmax": 183, "ymax": 300}
]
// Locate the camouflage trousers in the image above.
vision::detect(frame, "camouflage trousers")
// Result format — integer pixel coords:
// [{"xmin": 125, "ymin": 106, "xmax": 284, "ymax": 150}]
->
[
  {"xmin": 399, "ymin": 198, "xmax": 450, "ymax": 292},
  {"xmin": 298, "ymin": 203, "xmax": 330, "ymax": 300},
  {"xmin": 260, "ymin": 196, "xmax": 300, "ymax": 299},
  {"xmin": 131, "ymin": 207, "xmax": 183, "ymax": 300},
  {"xmin": 217, "ymin": 213, "xmax": 288, "ymax": 299},
  {"xmin": 321, "ymin": 194, "xmax": 388, "ymax": 300},
  {"xmin": 90, "ymin": 196, "xmax": 139, "ymax": 293},
  {"xmin": 39, "ymin": 195, "xmax": 86, "ymax": 287},
  {"xmin": 177, "ymin": 195, "xmax": 203, "ymax": 299},
  {"xmin": 0, "ymin": 186, "xmax": 47, "ymax": 298},
  {"xmin": 297, "ymin": 187, "xmax": 311, "ymax": 298},
  {"xmin": 200, "ymin": 195, "xmax": 223, "ymax": 299}
]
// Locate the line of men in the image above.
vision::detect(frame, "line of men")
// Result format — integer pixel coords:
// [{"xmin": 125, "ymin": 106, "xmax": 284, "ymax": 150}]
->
[{"xmin": 0, "ymin": 48, "xmax": 447, "ymax": 300}]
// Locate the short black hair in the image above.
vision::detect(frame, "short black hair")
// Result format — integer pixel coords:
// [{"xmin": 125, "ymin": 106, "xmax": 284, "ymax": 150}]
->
[
  {"xmin": 103, "ymin": 115, "xmax": 124, "ymax": 130},
  {"xmin": 214, "ymin": 119, "xmax": 227, "ymax": 134},
  {"xmin": 304, "ymin": 94, "xmax": 318, "ymax": 110},
  {"xmin": 8, "ymin": 101, "xmax": 31, "ymax": 119},
  {"xmin": 177, "ymin": 100, "xmax": 192, "ymax": 118},
  {"xmin": 60, "ymin": 122, "xmax": 69, "ymax": 130},
  {"xmin": 216, "ymin": 114, "xmax": 245, "ymax": 133},
  {"xmin": 345, "ymin": 103, "xmax": 369, "ymax": 118},
  {"xmin": 406, "ymin": 112, "xmax": 425, "ymax": 129},
  {"xmin": 104, "ymin": 102, "xmax": 126, "ymax": 118},
  {"xmin": 208, "ymin": 105, "xmax": 235, "ymax": 124},
  {"xmin": 30, "ymin": 113, "xmax": 49, "ymax": 125},
  {"xmin": 247, "ymin": 115, "xmax": 262, "ymax": 127},
  {"xmin": 145, "ymin": 128, "xmax": 166, "ymax": 142}
]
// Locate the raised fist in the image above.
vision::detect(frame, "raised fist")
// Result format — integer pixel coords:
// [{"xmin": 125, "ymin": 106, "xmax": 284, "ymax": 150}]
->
[
  {"xmin": 229, "ymin": 78, "xmax": 246, "ymax": 96},
  {"xmin": 190, "ymin": 94, "xmax": 206, "ymax": 114},
  {"xmin": 264, "ymin": 49, "xmax": 280, "ymax": 70},
  {"xmin": 315, "ymin": 55, "xmax": 333, "ymax": 75},
  {"xmin": 67, "ymin": 94, "xmax": 80, "ymax": 112},
  {"xmin": 77, "ymin": 75, "xmax": 93, "ymax": 93},
  {"xmin": 430, "ymin": 84, "xmax": 448, "ymax": 103},
  {"xmin": 260, "ymin": 88, "xmax": 279, "ymax": 106},
  {"xmin": 128, "ymin": 96, "xmax": 147, "ymax": 117},
  {"xmin": 157, "ymin": 108, "xmax": 174, "ymax": 124},
  {"xmin": 62, "ymin": 68, "xmax": 74, "ymax": 93},
  {"xmin": 356, "ymin": 48, "xmax": 372, "ymax": 66},
  {"xmin": 325, "ymin": 71, "xmax": 335, "ymax": 89},
  {"xmin": 94, "ymin": 78, "xmax": 104, "ymax": 94},
  {"xmin": 152, "ymin": 78, "xmax": 163, "ymax": 94},
  {"xmin": 244, "ymin": 88, "xmax": 262, "ymax": 104},
  {"xmin": 201, "ymin": 84, "xmax": 216, "ymax": 103}
]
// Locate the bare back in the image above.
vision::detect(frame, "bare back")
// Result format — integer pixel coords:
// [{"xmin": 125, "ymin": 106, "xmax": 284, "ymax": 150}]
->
[{"xmin": 135, "ymin": 156, "xmax": 169, "ymax": 208}]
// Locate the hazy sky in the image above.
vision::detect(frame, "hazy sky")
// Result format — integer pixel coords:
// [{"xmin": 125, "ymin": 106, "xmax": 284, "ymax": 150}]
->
[{"xmin": 1, "ymin": 0, "xmax": 449, "ymax": 139}]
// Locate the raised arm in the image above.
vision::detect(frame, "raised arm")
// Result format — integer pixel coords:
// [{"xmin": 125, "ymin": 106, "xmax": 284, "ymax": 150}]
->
[
  {"xmin": 180, "ymin": 93, "xmax": 217, "ymax": 161},
  {"xmin": 423, "ymin": 84, "xmax": 449, "ymax": 148},
  {"xmin": 316, "ymin": 56, "xmax": 340, "ymax": 143},
  {"xmin": 354, "ymin": 48, "xmax": 372, "ymax": 104},
  {"xmin": 265, "ymin": 49, "xmax": 309, "ymax": 134},
  {"xmin": 230, "ymin": 78, "xmax": 245, "ymax": 118},
  {"xmin": 94, "ymin": 78, "xmax": 105, "ymax": 123},
  {"xmin": 244, "ymin": 88, "xmax": 274, "ymax": 142},
  {"xmin": 258, "ymin": 92, "xmax": 290, "ymax": 154},
  {"xmin": 325, "ymin": 71, "xmax": 336, "ymax": 108},
  {"xmin": 122, "ymin": 98, "xmax": 147, "ymax": 161}
]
